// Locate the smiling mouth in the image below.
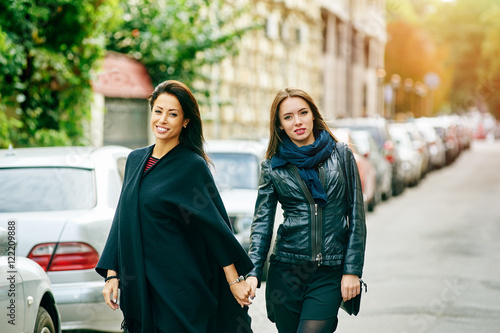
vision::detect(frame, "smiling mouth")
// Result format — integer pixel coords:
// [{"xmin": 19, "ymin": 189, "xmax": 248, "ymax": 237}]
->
[
  {"xmin": 295, "ymin": 128, "xmax": 306, "ymax": 135},
  {"xmin": 156, "ymin": 126, "xmax": 168, "ymax": 133}
]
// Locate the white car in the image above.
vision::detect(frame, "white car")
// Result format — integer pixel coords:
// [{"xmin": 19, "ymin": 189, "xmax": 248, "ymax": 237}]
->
[
  {"xmin": 0, "ymin": 226, "xmax": 61, "ymax": 333},
  {"xmin": 0, "ymin": 145, "xmax": 131, "ymax": 332},
  {"xmin": 388, "ymin": 125, "xmax": 422, "ymax": 187},
  {"xmin": 206, "ymin": 140, "xmax": 267, "ymax": 252},
  {"xmin": 206, "ymin": 140, "xmax": 283, "ymax": 280}
]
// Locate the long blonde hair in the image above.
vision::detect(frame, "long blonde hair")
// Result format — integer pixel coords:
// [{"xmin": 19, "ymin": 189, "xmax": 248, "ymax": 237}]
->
[{"xmin": 265, "ymin": 88, "xmax": 337, "ymax": 159}]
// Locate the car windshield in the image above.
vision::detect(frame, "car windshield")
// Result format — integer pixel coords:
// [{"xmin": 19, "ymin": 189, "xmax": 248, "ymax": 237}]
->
[
  {"xmin": 0, "ymin": 167, "xmax": 95, "ymax": 212},
  {"xmin": 210, "ymin": 153, "xmax": 259, "ymax": 190}
]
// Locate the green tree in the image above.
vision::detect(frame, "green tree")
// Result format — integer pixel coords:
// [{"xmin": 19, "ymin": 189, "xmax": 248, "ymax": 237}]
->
[
  {"xmin": 106, "ymin": 0, "xmax": 258, "ymax": 102},
  {"xmin": 427, "ymin": 0, "xmax": 500, "ymax": 117},
  {"xmin": 0, "ymin": 0, "xmax": 120, "ymax": 148}
]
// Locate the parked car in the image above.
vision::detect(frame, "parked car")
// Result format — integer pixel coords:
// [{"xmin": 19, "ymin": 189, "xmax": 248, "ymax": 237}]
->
[
  {"xmin": 206, "ymin": 139, "xmax": 283, "ymax": 280},
  {"xmin": 329, "ymin": 117, "xmax": 405, "ymax": 196},
  {"xmin": 414, "ymin": 118, "xmax": 447, "ymax": 170},
  {"xmin": 334, "ymin": 128, "xmax": 377, "ymax": 211},
  {"xmin": 0, "ymin": 226, "xmax": 61, "ymax": 333},
  {"xmin": 206, "ymin": 140, "xmax": 266, "ymax": 252},
  {"xmin": 0, "ymin": 145, "xmax": 131, "ymax": 332},
  {"xmin": 429, "ymin": 117, "xmax": 461, "ymax": 165},
  {"xmin": 350, "ymin": 129, "xmax": 393, "ymax": 201},
  {"xmin": 393, "ymin": 122, "xmax": 430, "ymax": 178},
  {"xmin": 388, "ymin": 124, "xmax": 421, "ymax": 187}
]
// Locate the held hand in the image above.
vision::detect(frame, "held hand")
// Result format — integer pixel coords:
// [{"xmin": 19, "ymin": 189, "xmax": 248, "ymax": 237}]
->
[
  {"xmin": 246, "ymin": 276, "xmax": 258, "ymax": 300},
  {"xmin": 102, "ymin": 278, "xmax": 120, "ymax": 310},
  {"xmin": 229, "ymin": 280, "xmax": 253, "ymax": 307},
  {"xmin": 341, "ymin": 274, "xmax": 361, "ymax": 302}
]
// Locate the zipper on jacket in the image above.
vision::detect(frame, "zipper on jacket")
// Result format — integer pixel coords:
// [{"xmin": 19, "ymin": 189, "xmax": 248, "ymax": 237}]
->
[
  {"xmin": 291, "ymin": 165, "xmax": 325, "ymax": 266},
  {"xmin": 316, "ymin": 253, "xmax": 323, "ymax": 266},
  {"xmin": 314, "ymin": 203, "xmax": 321, "ymax": 266}
]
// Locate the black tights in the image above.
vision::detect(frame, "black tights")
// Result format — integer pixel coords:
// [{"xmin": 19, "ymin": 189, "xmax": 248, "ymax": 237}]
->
[{"xmin": 295, "ymin": 317, "xmax": 338, "ymax": 333}]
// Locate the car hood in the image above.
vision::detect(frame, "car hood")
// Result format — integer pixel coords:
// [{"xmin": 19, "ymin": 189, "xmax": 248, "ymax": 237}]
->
[{"xmin": 218, "ymin": 188, "xmax": 258, "ymax": 215}]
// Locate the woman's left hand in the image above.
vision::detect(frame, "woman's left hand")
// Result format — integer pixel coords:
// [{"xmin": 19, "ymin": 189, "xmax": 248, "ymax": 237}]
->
[
  {"xmin": 341, "ymin": 274, "xmax": 361, "ymax": 302},
  {"xmin": 229, "ymin": 280, "xmax": 253, "ymax": 307}
]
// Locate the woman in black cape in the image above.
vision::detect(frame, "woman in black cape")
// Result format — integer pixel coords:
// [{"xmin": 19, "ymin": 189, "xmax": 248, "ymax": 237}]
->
[{"xmin": 96, "ymin": 80, "xmax": 254, "ymax": 333}]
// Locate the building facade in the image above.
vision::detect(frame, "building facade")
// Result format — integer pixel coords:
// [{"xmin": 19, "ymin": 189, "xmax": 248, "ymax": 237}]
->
[
  {"xmin": 202, "ymin": 0, "xmax": 387, "ymax": 140},
  {"xmin": 320, "ymin": 0, "xmax": 386, "ymax": 120},
  {"xmin": 91, "ymin": 0, "xmax": 387, "ymax": 146},
  {"xmin": 202, "ymin": 0, "xmax": 324, "ymax": 140}
]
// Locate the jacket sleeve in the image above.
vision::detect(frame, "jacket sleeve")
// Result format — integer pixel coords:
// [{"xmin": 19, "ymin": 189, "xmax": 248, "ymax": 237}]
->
[
  {"xmin": 247, "ymin": 159, "xmax": 278, "ymax": 283},
  {"xmin": 342, "ymin": 144, "xmax": 367, "ymax": 277}
]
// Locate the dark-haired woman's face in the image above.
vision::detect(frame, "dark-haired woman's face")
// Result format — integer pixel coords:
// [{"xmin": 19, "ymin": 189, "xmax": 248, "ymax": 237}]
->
[
  {"xmin": 150, "ymin": 93, "xmax": 189, "ymax": 144},
  {"xmin": 278, "ymin": 97, "xmax": 315, "ymax": 146}
]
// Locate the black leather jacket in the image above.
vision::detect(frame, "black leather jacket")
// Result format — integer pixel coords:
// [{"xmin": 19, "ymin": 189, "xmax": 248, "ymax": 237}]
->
[{"xmin": 248, "ymin": 142, "xmax": 366, "ymax": 281}]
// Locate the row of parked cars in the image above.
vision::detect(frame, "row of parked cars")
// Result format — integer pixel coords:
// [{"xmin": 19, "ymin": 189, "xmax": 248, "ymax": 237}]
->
[
  {"xmin": 0, "ymin": 113, "xmax": 480, "ymax": 332},
  {"xmin": 327, "ymin": 114, "xmax": 474, "ymax": 212}
]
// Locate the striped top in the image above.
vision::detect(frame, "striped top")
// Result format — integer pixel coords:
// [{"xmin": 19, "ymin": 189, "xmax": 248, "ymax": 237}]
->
[{"xmin": 144, "ymin": 156, "xmax": 159, "ymax": 172}]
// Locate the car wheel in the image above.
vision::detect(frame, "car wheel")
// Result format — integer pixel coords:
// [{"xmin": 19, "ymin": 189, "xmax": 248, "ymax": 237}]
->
[{"xmin": 34, "ymin": 306, "xmax": 55, "ymax": 333}]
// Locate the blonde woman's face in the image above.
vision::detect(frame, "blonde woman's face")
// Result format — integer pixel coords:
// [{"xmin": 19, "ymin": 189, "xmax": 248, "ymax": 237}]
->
[{"xmin": 278, "ymin": 97, "xmax": 315, "ymax": 147}]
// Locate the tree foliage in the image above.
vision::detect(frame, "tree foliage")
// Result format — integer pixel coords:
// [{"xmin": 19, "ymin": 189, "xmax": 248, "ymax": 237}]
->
[
  {"xmin": 384, "ymin": 20, "xmax": 450, "ymax": 115},
  {"xmin": 106, "ymin": 0, "xmax": 258, "ymax": 101},
  {"xmin": 0, "ymin": 0, "xmax": 120, "ymax": 148},
  {"xmin": 433, "ymin": 0, "xmax": 500, "ymax": 118},
  {"xmin": 386, "ymin": 0, "xmax": 500, "ymax": 117}
]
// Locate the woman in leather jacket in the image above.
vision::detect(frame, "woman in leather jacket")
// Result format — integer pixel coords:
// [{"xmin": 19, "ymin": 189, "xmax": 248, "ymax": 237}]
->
[{"xmin": 246, "ymin": 88, "xmax": 367, "ymax": 333}]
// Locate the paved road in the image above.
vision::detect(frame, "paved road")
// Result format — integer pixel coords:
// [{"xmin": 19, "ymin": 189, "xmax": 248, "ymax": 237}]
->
[{"xmin": 248, "ymin": 140, "xmax": 500, "ymax": 333}]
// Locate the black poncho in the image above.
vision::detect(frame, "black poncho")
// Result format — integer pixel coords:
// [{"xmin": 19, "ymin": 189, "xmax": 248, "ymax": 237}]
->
[{"xmin": 96, "ymin": 144, "xmax": 254, "ymax": 333}]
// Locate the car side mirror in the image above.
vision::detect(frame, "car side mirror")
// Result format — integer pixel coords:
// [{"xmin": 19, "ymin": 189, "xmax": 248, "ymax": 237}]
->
[{"xmin": 0, "ymin": 226, "xmax": 16, "ymax": 256}]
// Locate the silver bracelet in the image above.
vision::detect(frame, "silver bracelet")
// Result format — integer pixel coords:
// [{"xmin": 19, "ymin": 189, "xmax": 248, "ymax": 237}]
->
[{"xmin": 229, "ymin": 275, "xmax": 245, "ymax": 285}]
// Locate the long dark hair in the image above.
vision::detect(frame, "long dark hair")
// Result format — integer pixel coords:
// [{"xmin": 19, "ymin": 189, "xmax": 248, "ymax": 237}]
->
[
  {"xmin": 148, "ymin": 80, "xmax": 211, "ymax": 164},
  {"xmin": 266, "ymin": 87, "xmax": 337, "ymax": 159}
]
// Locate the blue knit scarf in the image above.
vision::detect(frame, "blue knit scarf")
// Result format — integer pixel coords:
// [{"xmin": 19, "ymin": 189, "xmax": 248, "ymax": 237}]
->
[{"xmin": 271, "ymin": 130, "xmax": 335, "ymax": 207}]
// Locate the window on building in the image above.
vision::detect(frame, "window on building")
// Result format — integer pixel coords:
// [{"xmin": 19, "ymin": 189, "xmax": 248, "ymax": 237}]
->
[{"xmin": 265, "ymin": 14, "xmax": 279, "ymax": 40}]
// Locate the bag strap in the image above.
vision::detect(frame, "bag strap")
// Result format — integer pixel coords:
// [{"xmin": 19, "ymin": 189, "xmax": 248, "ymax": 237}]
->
[
  {"xmin": 360, "ymin": 278, "xmax": 368, "ymax": 292},
  {"xmin": 336, "ymin": 142, "xmax": 352, "ymax": 219}
]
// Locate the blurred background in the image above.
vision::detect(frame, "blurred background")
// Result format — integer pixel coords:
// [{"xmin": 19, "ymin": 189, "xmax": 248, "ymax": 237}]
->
[
  {"xmin": 1, "ymin": 0, "xmax": 499, "ymax": 149},
  {"xmin": 2, "ymin": 2, "xmax": 500, "ymax": 332}
]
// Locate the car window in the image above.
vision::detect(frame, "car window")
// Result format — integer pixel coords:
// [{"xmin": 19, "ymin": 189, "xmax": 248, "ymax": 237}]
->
[
  {"xmin": 346, "ymin": 125, "xmax": 384, "ymax": 148},
  {"xmin": 350, "ymin": 133, "xmax": 370, "ymax": 155},
  {"xmin": 0, "ymin": 167, "xmax": 95, "ymax": 212},
  {"xmin": 210, "ymin": 153, "xmax": 259, "ymax": 190}
]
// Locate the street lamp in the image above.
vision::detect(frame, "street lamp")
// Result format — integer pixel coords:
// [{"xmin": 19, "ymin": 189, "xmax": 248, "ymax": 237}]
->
[
  {"xmin": 377, "ymin": 68, "xmax": 386, "ymax": 117},
  {"xmin": 390, "ymin": 74, "xmax": 401, "ymax": 120}
]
